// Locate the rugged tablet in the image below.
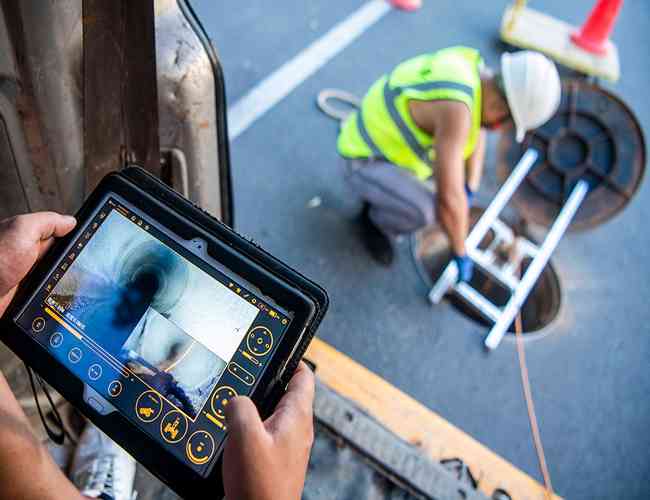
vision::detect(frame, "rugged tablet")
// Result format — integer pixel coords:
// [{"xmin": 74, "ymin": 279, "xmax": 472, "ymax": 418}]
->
[{"xmin": 0, "ymin": 167, "xmax": 328, "ymax": 499}]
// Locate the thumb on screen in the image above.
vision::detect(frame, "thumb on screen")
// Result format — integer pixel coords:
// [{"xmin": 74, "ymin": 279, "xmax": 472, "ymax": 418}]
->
[{"xmin": 224, "ymin": 396, "xmax": 264, "ymax": 440}]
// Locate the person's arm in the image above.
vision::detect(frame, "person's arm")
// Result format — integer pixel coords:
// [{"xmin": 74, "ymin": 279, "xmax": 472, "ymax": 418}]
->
[
  {"xmin": 433, "ymin": 101, "xmax": 471, "ymax": 257},
  {"xmin": 465, "ymin": 128, "xmax": 487, "ymax": 193},
  {"xmin": 0, "ymin": 212, "xmax": 84, "ymax": 500},
  {"xmin": 223, "ymin": 361, "xmax": 315, "ymax": 500}
]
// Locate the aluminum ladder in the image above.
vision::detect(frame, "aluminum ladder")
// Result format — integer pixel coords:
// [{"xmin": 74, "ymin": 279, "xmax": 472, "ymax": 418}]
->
[{"xmin": 429, "ymin": 149, "xmax": 589, "ymax": 350}]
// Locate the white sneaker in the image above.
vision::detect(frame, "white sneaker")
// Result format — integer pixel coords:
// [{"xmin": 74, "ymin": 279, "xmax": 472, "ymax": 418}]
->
[{"xmin": 69, "ymin": 424, "xmax": 137, "ymax": 500}]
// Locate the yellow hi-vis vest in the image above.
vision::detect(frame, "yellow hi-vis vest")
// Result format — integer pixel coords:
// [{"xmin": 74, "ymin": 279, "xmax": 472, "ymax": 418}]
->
[{"xmin": 337, "ymin": 46, "xmax": 483, "ymax": 181}]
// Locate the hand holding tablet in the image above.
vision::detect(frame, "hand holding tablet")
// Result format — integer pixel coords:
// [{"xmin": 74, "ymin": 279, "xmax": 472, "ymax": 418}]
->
[
  {"xmin": 0, "ymin": 212, "xmax": 77, "ymax": 315},
  {"xmin": 0, "ymin": 167, "xmax": 328, "ymax": 499},
  {"xmin": 223, "ymin": 361, "xmax": 315, "ymax": 500}
]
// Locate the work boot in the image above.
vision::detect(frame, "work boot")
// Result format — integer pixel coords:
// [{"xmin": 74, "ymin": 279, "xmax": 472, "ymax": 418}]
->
[
  {"xmin": 359, "ymin": 203, "xmax": 395, "ymax": 267},
  {"xmin": 69, "ymin": 424, "xmax": 137, "ymax": 500}
]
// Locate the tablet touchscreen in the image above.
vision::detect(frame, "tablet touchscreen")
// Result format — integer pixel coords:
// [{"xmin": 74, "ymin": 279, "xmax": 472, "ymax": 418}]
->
[{"xmin": 14, "ymin": 195, "xmax": 293, "ymax": 476}]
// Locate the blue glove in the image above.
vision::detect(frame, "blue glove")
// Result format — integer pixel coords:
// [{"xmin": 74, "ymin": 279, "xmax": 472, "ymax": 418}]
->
[
  {"xmin": 465, "ymin": 184, "xmax": 475, "ymax": 208},
  {"xmin": 453, "ymin": 253, "xmax": 474, "ymax": 283}
]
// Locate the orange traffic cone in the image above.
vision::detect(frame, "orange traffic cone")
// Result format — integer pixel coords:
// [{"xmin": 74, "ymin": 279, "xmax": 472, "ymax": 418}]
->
[
  {"xmin": 570, "ymin": 0, "xmax": 623, "ymax": 55},
  {"xmin": 388, "ymin": 0, "xmax": 422, "ymax": 12}
]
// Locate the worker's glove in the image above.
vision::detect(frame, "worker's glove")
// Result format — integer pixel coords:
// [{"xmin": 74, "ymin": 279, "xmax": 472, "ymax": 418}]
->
[
  {"xmin": 465, "ymin": 184, "xmax": 475, "ymax": 208},
  {"xmin": 453, "ymin": 253, "xmax": 474, "ymax": 283}
]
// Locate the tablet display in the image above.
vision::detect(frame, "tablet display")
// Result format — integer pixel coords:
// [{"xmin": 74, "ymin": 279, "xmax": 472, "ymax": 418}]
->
[{"xmin": 15, "ymin": 196, "xmax": 292, "ymax": 476}]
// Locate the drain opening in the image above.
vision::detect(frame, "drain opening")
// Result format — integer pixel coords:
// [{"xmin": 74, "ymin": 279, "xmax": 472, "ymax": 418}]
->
[
  {"xmin": 411, "ymin": 207, "xmax": 562, "ymax": 335},
  {"xmin": 457, "ymin": 255, "xmax": 561, "ymax": 333}
]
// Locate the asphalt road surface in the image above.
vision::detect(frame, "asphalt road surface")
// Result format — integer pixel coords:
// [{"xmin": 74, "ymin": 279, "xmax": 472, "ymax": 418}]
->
[{"xmin": 193, "ymin": 2, "xmax": 650, "ymax": 499}]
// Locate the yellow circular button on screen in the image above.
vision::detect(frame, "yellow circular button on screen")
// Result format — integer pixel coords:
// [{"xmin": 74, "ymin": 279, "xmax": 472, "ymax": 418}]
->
[
  {"xmin": 135, "ymin": 390, "xmax": 163, "ymax": 423},
  {"xmin": 186, "ymin": 430, "xmax": 215, "ymax": 465},
  {"xmin": 211, "ymin": 386, "xmax": 237, "ymax": 420},
  {"xmin": 160, "ymin": 410, "xmax": 188, "ymax": 444},
  {"xmin": 246, "ymin": 326, "xmax": 273, "ymax": 357}
]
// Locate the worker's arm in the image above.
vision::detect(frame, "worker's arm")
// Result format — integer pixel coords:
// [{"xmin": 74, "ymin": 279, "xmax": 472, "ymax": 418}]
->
[
  {"xmin": 465, "ymin": 128, "xmax": 487, "ymax": 193},
  {"xmin": 433, "ymin": 101, "xmax": 472, "ymax": 257}
]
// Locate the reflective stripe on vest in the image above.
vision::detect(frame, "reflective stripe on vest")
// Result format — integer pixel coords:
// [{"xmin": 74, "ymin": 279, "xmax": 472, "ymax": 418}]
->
[
  {"xmin": 357, "ymin": 109, "xmax": 384, "ymax": 159},
  {"xmin": 357, "ymin": 77, "xmax": 474, "ymax": 163}
]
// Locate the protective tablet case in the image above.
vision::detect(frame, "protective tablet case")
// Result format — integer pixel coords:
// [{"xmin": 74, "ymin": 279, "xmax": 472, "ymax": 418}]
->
[{"xmin": 0, "ymin": 166, "xmax": 328, "ymax": 498}]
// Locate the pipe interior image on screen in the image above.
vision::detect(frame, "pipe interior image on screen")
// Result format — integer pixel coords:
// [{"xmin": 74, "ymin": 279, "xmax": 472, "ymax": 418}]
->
[{"xmin": 46, "ymin": 210, "xmax": 259, "ymax": 419}]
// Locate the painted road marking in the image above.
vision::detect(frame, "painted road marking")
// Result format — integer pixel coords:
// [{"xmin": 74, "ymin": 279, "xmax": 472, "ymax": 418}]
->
[{"xmin": 227, "ymin": 0, "xmax": 391, "ymax": 141}]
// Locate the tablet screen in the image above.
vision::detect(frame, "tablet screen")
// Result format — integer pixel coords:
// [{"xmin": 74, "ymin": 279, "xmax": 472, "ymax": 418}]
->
[{"xmin": 15, "ymin": 196, "xmax": 292, "ymax": 476}]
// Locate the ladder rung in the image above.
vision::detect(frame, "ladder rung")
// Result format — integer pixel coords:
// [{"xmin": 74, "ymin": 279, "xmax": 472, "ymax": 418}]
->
[
  {"xmin": 454, "ymin": 282, "xmax": 502, "ymax": 322},
  {"xmin": 468, "ymin": 247, "xmax": 520, "ymax": 290},
  {"xmin": 516, "ymin": 238, "xmax": 539, "ymax": 258},
  {"xmin": 490, "ymin": 218, "xmax": 515, "ymax": 244}
]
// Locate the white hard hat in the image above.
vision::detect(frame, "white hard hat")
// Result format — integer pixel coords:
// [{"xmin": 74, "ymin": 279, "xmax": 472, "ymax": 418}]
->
[{"xmin": 501, "ymin": 51, "xmax": 561, "ymax": 143}]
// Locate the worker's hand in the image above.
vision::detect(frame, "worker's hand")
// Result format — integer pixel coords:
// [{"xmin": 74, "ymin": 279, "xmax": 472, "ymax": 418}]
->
[
  {"xmin": 223, "ymin": 361, "xmax": 315, "ymax": 500},
  {"xmin": 464, "ymin": 184, "xmax": 475, "ymax": 208},
  {"xmin": 453, "ymin": 253, "xmax": 474, "ymax": 283},
  {"xmin": 0, "ymin": 212, "xmax": 77, "ymax": 317}
]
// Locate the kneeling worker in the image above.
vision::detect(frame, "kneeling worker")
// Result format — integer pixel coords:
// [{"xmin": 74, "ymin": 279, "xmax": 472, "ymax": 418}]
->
[{"xmin": 338, "ymin": 47, "xmax": 561, "ymax": 280}]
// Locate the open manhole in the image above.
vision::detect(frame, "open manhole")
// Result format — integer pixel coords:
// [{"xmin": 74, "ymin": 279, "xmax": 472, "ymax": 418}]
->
[
  {"xmin": 498, "ymin": 79, "xmax": 646, "ymax": 231},
  {"xmin": 411, "ymin": 207, "xmax": 561, "ymax": 336}
]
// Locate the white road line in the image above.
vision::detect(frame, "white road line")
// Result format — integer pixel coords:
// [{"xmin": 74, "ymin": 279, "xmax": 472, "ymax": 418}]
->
[{"xmin": 227, "ymin": 0, "xmax": 391, "ymax": 141}]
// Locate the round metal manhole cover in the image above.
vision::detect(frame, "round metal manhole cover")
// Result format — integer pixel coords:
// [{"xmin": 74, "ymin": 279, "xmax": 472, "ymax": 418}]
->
[
  {"xmin": 411, "ymin": 207, "xmax": 561, "ymax": 336},
  {"xmin": 498, "ymin": 79, "xmax": 646, "ymax": 231}
]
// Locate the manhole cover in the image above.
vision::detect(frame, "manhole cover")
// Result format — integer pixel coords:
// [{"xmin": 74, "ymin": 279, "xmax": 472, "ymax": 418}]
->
[
  {"xmin": 411, "ymin": 207, "xmax": 561, "ymax": 335},
  {"xmin": 498, "ymin": 79, "xmax": 645, "ymax": 231}
]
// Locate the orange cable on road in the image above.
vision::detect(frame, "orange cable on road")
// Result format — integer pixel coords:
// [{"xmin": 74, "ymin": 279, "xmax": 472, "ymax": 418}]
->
[{"xmin": 515, "ymin": 311, "xmax": 554, "ymax": 499}]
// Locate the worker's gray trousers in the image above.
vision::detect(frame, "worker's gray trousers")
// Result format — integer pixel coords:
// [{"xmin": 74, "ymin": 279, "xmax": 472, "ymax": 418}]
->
[{"xmin": 343, "ymin": 158, "xmax": 434, "ymax": 238}]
